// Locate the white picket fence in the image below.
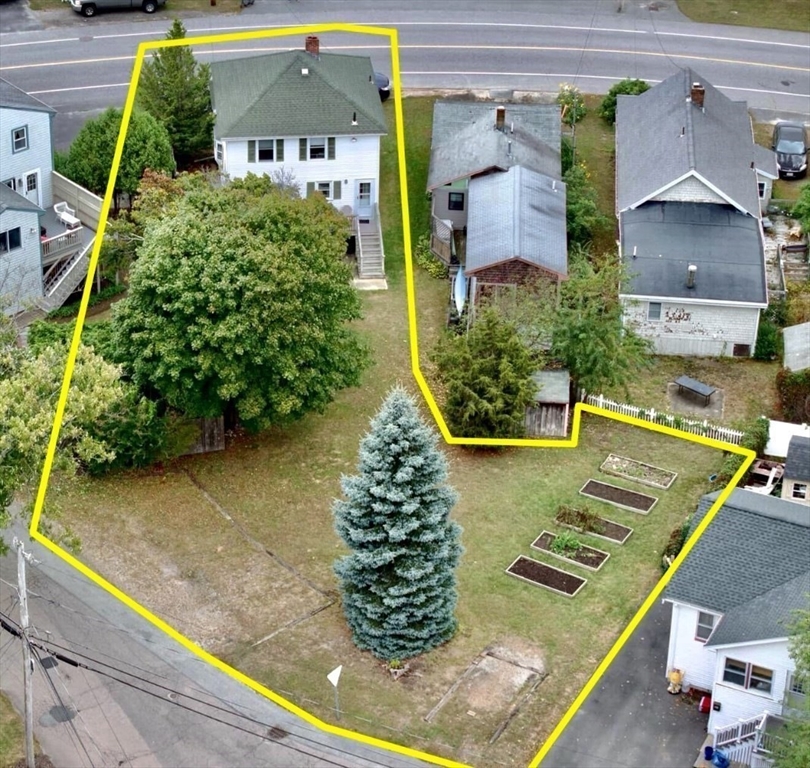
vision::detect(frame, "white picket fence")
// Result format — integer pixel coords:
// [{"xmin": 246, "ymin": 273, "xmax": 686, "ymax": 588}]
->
[{"xmin": 581, "ymin": 393, "xmax": 744, "ymax": 445}]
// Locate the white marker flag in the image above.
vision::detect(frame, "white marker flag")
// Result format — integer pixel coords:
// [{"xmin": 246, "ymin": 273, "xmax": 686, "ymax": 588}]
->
[{"xmin": 327, "ymin": 665, "xmax": 342, "ymax": 688}]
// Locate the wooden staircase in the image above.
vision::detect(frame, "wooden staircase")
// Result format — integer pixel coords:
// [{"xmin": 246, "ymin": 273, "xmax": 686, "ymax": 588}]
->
[
  {"xmin": 38, "ymin": 237, "xmax": 94, "ymax": 313},
  {"xmin": 357, "ymin": 205, "xmax": 385, "ymax": 279}
]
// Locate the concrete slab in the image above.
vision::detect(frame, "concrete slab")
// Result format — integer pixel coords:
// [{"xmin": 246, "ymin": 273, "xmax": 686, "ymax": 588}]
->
[
  {"xmin": 353, "ymin": 278, "xmax": 388, "ymax": 291},
  {"xmin": 667, "ymin": 383, "xmax": 724, "ymax": 420},
  {"xmin": 541, "ymin": 600, "xmax": 709, "ymax": 768}
]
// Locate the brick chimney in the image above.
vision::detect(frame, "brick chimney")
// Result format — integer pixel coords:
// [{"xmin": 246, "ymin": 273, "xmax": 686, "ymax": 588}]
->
[
  {"xmin": 305, "ymin": 35, "xmax": 320, "ymax": 58},
  {"xmin": 690, "ymin": 82, "xmax": 705, "ymax": 109},
  {"xmin": 495, "ymin": 105, "xmax": 506, "ymax": 132}
]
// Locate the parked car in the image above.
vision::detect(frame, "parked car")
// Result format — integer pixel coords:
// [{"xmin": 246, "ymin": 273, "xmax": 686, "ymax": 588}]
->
[
  {"xmin": 69, "ymin": 0, "xmax": 165, "ymax": 16},
  {"xmin": 772, "ymin": 121, "xmax": 808, "ymax": 179},
  {"xmin": 374, "ymin": 72, "xmax": 391, "ymax": 102}
]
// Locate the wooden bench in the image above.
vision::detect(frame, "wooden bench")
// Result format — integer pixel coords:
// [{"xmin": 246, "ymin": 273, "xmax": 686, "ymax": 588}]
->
[
  {"xmin": 54, "ymin": 202, "xmax": 80, "ymax": 230},
  {"xmin": 675, "ymin": 375, "xmax": 716, "ymax": 406}
]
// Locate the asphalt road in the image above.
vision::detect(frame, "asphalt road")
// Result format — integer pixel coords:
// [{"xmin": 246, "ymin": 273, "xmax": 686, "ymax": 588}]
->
[
  {"xmin": 0, "ymin": 0, "xmax": 808, "ymax": 149},
  {"xmin": 0, "ymin": 522, "xmax": 437, "ymax": 768}
]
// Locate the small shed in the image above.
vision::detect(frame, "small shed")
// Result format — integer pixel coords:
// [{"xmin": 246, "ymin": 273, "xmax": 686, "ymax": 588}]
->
[
  {"xmin": 525, "ymin": 369, "xmax": 570, "ymax": 438},
  {"xmin": 781, "ymin": 435, "xmax": 810, "ymax": 506},
  {"xmin": 783, "ymin": 321, "xmax": 810, "ymax": 373}
]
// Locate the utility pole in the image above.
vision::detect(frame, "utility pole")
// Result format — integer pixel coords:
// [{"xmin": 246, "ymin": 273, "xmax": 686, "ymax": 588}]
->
[{"xmin": 13, "ymin": 537, "xmax": 36, "ymax": 768}]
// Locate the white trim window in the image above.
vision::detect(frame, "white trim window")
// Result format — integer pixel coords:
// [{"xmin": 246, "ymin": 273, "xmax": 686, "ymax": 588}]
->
[
  {"xmin": 695, "ymin": 611, "xmax": 716, "ymax": 642},
  {"xmin": 215, "ymin": 141, "xmax": 223, "ymax": 165},
  {"xmin": 791, "ymin": 482, "xmax": 808, "ymax": 500},
  {"xmin": 648, "ymin": 301, "xmax": 662, "ymax": 321},
  {"xmin": 788, "ymin": 673, "xmax": 806, "ymax": 697},
  {"xmin": 722, "ymin": 658, "xmax": 773, "ymax": 694},
  {"xmin": 0, "ymin": 227, "xmax": 23, "ymax": 253},
  {"xmin": 12, "ymin": 125, "xmax": 28, "ymax": 153}
]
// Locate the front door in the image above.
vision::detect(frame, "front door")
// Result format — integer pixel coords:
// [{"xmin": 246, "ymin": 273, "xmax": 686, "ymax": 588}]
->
[
  {"xmin": 24, "ymin": 171, "xmax": 39, "ymax": 206},
  {"xmin": 355, "ymin": 180, "xmax": 373, "ymax": 219}
]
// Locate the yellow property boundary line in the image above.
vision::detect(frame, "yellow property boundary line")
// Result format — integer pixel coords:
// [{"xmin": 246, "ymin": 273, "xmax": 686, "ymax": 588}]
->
[{"xmin": 27, "ymin": 23, "xmax": 754, "ymax": 768}]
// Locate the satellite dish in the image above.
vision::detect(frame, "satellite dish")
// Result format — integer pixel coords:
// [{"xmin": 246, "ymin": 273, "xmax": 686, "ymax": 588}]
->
[{"xmin": 454, "ymin": 264, "xmax": 467, "ymax": 314}]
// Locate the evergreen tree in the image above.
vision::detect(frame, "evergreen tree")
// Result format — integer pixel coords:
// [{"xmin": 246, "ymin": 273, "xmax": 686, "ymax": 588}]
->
[
  {"xmin": 333, "ymin": 387, "xmax": 463, "ymax": 662},
  {"xmin": 137, "ymin": 19, "xmax": 215, "ymax": 167}
]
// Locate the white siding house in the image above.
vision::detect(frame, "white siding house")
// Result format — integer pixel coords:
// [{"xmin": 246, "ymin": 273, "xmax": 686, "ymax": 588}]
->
[
  {"xmin": 615, "ymin": 70, "xmax": 773, "ymax": 357},
  {"xmin": 209, "ymin": 37, "xmax": 387, "ymax": 279},
  {"xmin": 0, "ymin": 192, "xmax": 44, "ymax": 314},
  {"xmin": 664, "ymin": 489, "xmax": 809, "ymax": 750}
]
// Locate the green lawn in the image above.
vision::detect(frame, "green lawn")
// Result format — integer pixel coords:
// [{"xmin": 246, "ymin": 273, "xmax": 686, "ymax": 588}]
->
[
  {"xmin": 0, "ymin": 693, "xmax": 25, "ymax": 768},
  {"xmin": 49, "ymin": 95, "xmax": 735, "ymax": 768},
  {"xmin": 678, "ymin": 0, "xmax": 810, "ymax": 33}
]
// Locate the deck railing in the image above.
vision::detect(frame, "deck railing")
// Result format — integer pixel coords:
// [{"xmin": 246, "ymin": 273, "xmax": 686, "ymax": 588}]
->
[{"xmin": 41, "ymin": 227, "xmax": 83, "ymax": 263}]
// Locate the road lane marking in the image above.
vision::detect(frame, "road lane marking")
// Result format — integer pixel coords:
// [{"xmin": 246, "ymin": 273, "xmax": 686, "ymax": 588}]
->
[
  {"xmin": 29, "ymin": 82, "xmax": 130, "ymax": 95},
  {"xmin": 2, "ymin": 44, "xmax": 808, "ymax": 74}
]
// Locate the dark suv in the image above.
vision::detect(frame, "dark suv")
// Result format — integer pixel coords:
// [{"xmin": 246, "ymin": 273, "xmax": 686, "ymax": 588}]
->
[{"xmin": 772, "ymin": 121, "xmax": 808, "ymax": 179}]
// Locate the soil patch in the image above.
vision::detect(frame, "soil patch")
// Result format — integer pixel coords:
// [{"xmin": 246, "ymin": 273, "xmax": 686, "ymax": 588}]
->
[
  {"xmin": 579, "ymin": 479, "xmax": 658, "ymax": 514},
  {"xmin": 506, "ymin": 556, "xmax": 587, "ymax": 597},
  {"xmin": 531, "ymin": 532, "xmax": 610, "ymax": 572},
  {"xmin": 600, "ymin": 454, "xmax": 677, "ymax": 489}
]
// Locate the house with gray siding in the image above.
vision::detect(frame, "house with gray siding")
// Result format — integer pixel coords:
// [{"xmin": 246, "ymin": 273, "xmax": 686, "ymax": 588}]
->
[
  {"xmin": 616, "ymin": 70, "xmax": 775, "ymax": 357},
  {"xmin": 781, "ymin": 435, "xmax": 810, "ymax": 506},
  {"xmin": 209, "ymin": 36, "xmax": 388, "ymax": 279},
  {"xmin": 1, "ymin": 77, "xmax": 96, "ymax": 317},
  {"xmin": 664, "ymin": 489, "xmax": 809, "ymax": 765}
]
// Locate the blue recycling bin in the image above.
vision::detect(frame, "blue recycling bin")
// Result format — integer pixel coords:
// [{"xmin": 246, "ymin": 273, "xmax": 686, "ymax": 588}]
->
[{"xmin": 712, "ymin": 750, "xmax": 730, "ymax": 768}]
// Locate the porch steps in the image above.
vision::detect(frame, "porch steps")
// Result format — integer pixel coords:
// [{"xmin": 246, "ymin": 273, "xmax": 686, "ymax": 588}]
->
[
  {"xmin": 357, "ymin": 221, "xmax": 385, "ymax": 279},
  {"xmin": 38, "ymin": 238, "xmax": 94, "ymax": 313}
]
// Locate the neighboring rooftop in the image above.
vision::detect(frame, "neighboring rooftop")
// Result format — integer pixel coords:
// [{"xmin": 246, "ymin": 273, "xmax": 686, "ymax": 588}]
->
[
  {"xmin": 210, "ymin": 41, "xmax": 387, "ymax": 139},
  {"xmin": 0, "ymin": 76, "xmax": 56, "ymax": 114},
  {"xmin": 0, "ymin": 183, "xmax": 44, "ymax": 216},
  {"xmin": 615, "ymin": 68, "xmax": 768, "ymax": 217},
  {"xmin": 465, "ymin": 165, "xmax": 567, "ymax": 278},
  {"xmin": 766, "ymin": 420, "xmax": 810, "ymax": 458},
  {"xmin": 783, "ymin": 321, "xmax": 810, "ymax": 373},
  {"xmin": 665, "ymin": 489, "xmax": 810, "ymax": 646},
  {"xmin": 531, "ymin": 369, "xmax": 570, "ymax": 404},
  {"xmin": 620, "ymin": 201, "xmax": 766, "ymax": 304},
  {"xmin": 785, "ymin": 435, "xmax": 810, "ymax": 482},
  {"xmin": 428, "ymin": 101, "xmax": 561, "ymax": 189}
]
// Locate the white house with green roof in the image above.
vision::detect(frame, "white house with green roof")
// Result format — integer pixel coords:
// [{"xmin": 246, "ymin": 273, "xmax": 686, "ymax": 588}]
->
[
  {"xmin": 209, "ymin": 37, "xmax": 388, "ymax": 278},
  {"xmin": 664, "ymin": 489, "xmax": 809, "ymax": 765}
]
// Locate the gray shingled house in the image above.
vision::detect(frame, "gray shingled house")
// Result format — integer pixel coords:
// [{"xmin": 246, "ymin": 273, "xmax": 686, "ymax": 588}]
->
[
  {"xmin": 781, "ymin": 435, "xmax": 810, "ymax": 506},
  {"xmin": 663, "ymin": 489, "xmax": 809, "ymax": 764},
  {"xmin": 209, "ymin": 36, "xmax": 388, "ymax": 279},
  {"xmin": 426, "ymin": 101, "xmax": 567, "ymax": 306},
  {"xmin": 616, "ymin": 70, "xmax": 776, "ymax": 357}
]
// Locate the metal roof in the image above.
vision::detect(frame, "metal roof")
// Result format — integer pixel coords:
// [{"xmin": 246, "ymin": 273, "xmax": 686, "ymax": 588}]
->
[
  {"xmin": 665, "ymin": 489, "xmax": 810, "ymax": 646},
  {"xmin": 785, "ymin": 436, "xmax": 810, "ymax": 482},
  {"xmin": 783, "ymin": 321, "xmax": 810, "ymax": 373},
  {"xmin": 428, "ymin": 101, "xmax": 561, "ymax": 189},
  {"xmin": 615, "ymin": 68, "xmax": 766, "ymax": 217},
  {"xmin": 620, "ymin": 201, "xmax": 766, "ymax": 305},
  {"xmin": 210, "ymin": 50, "xmax": 387, "ymax": 139},
  {"xmin": 466, "ymin": 165, "xmax": 567, "ymax": 277},
  {"xmin": 0, "ymin": 77, "xmax": 55, "ymax": 114}
]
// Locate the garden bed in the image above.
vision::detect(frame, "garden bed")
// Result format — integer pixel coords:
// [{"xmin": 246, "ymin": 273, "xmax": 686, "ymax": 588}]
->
[
  {"xmin": 599, "ymin": 453, "xmax": 678, "ymax": 490},
  {"xmin": 579, "ymin": 479, "xmax": 658, "ymax": 514},
  {"xmin": 505, "ymin": 555, "xmax": 587, "ymax": 597},
  {"xmin": 530, "ymin": 531, "xmax": 610, "ymax": 572},
  {"xmin": 554, "ymin": 505, "xmax": 634, "ymax": 545}
]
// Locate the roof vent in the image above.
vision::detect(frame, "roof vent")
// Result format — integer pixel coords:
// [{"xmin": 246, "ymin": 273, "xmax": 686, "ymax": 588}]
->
[
  {"xmin": 301, "ymin": 67, "xmax": 309, "ymax": 76},
  {"xmin": 507, "ymin": 139, "xmax": 512, "ymax": 157},
  {"xmin": 351, "ymin": 111, "xmax": 358, "ymax": 126},
  {"xmin": 687, "ymin": 264, "xmax": 697, "ymax": 288}
]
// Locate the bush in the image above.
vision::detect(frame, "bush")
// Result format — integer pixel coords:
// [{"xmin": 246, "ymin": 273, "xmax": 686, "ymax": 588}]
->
[
  {"xmin": 561, "ymin": 135, "xmax": 574, "ymax": 176},
  {"xmin": 714, "ymin": 416, "xmax": 770, "ymax": 486},
  {"xmin": 792, "ymin": 183, "xmax": 810, "ymax": 235},
  {"xmin": 776, "ymin": 368, "xmax": 810, "ymax": 423},
  {"xmin": 764, "ymin": 298, "xmax": 790, "ymax": 328},
  {"xmin": 413, "ymin": 233, "xmax": 449, "ymax": 279},
  {"xmin": 598, "ymin": 78, "xmax": 651, "ymax": 124},
  {"xmin": 754, "ymin": 319, "xmax": 782, "ymax": 360},
  {"xmin": 661, "ymin": 516, "xmax": 691, "ymax": 571},
  {"xmin": 557, "ymin": 83, "xmax": 586, "ymax": 126},
  {"xmin": 555, "ymin": 504, "xmax": 605, "ymax": 534},
  {"xmin": 550, "ymin": 530, "xmax": 581, "ymax": 557},
  {"xmin": 27, "ymin": 319, "xmax": 117, "ymax": 361},
  {"xmin": 563, "ymin": 163, "xmax": 608, "ymax": 246}
]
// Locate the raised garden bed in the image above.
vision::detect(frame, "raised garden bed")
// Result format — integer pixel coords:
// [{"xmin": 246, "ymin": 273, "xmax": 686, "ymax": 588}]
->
[
  {"xmin": 599, "ymin": 453, "xmax": 678, "ymax": 490},
  {"xmin": 530, "ymin": 531, "xmax": 610, "ymax": 572},
  {"xmin": 579, "ymin": 479, "xmax": 658, "ymax": 514},
  {"xmin": 554, "ymin": 505, "xmax": 634, "ymax": 545},
  {"xmin": 505, "ymin": 555, "xmax": 587, "ymax": 597}
]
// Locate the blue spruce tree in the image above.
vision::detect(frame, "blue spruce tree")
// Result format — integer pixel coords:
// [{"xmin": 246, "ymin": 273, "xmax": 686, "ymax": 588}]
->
[{"xmin": 333, "ymin": 387, "xmax": 463, "ymax": 661}]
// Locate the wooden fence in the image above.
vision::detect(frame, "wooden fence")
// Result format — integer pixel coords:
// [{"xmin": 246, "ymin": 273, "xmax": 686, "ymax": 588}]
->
[
  {"xmin": 52, "ymin": 172, "xmax": 105, "ymax": 231},
  {"xmin": 581, "ymin": 392, "xmax": 744, "ymax": 445}
]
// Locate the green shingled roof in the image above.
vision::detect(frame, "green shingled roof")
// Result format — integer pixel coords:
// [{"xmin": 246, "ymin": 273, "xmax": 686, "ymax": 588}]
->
[{"xmin": 210, "ymin": 51, "xmax": 387, "ymax": 140}]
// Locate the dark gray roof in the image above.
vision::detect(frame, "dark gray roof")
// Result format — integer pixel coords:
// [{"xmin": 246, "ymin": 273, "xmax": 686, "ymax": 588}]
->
[
  {"xmin": 753, "ymin": 143, "xmax": 778, "ymax": 179},
  {"xmin": 0, "ymin": 183, "xmax": 44, "ymax": 215},
  {"xmin": 665, "ymin": 489, "xmax": 810, "ymax": 646},
  {"xmin": 620, "ymin": 201, "xmax": 767, "ymax": 305},
  {"xmin": 531, "ymin": 369, "xmax": 570, "ymax": 403},
  {"xmin": 783, "ymin": 321, "xmax": 810, "ymax": 373},
  {"xmin": 210, "ymin": 50, "xmax": 386, "ymax": 139},
  {"xmin": 466, "ymin": 166, "xmax": 567, "ymax": 277},
  {"xmin": 0, "ymin": 77, "xmax": 55, "ymax": 114},
  {"xmin": 785, "ymin": 436, "xmax": 810, "ymax": 482},
  {"xmin": 428, "ymin": 102, "xmax": 561, "ymax": 189},
  {"xmin": 616, "ymin": 68, "xmax": 762, "ymax": 216}
]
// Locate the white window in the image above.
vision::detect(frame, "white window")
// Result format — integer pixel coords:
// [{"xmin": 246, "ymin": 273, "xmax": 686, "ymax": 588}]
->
[
  {"xmin": 448, "ymin": 192, "xmax": 464, "ymax": 211},
  {"xmin": 309, "ymin": 137, "xmax": 326, "ymax": 160},
  {"xmin": 789, "ymin": 673, "xmax": 806, "ymax": 697},
  {"xmin": 0, "ymin": 227, "xmax": 22, "ymax": 253},
  {"xmin": 299, "ymin": 137, "xmax": 334, "ymax": 161},
  {"xmin": 257, "ymin": 140, "xmax": 275, "ymax": 161},
  {"xmin": 695, "ymin": 611, "xmax": 715, "ymax": 642},
  {"xmin": 722, "ymin": 658, "xmax": 773, "ymax": 694},
  {"xmin": 792, "ymin": 482, "xmax": 808, "ymax": 500},
  {"xmin": 317, "ymin": 181, "xmax": 331, "ymax": 198},
  {"xmin": 758, "ymin": 181, "xmax": 766, "ymax": 198},
  {"xmin": 215, "ymin": 142, "xmax": 223, "ymax": 164},
  {"xmin": 648, "ymin": 302, "xmax": 662, "ymax": 321},
  {"xmin": 3, "ymin": 178, "xmax": 17, "ymax": 192},
  {"xmin": 12, "ymin": 126, "xmax": 28, "ymax": 153}
]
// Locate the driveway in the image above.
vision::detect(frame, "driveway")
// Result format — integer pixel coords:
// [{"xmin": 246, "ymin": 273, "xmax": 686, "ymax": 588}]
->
[{"xmin": 541, "ymin": 600, "xmax": 709, "ymax": 768}]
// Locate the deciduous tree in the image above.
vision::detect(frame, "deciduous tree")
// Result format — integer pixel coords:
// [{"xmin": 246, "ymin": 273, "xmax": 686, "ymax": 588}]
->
[
  {"xmin": 598, "ymin": 78, "xmax": 651, "ymax": 124},
  {"xmin": 333, "ymin": 387, "xmax": 463, "ymax": 662},
  {"xmin": 137, "ymin": 19, "xmax": 215, "ymax": 168}
]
